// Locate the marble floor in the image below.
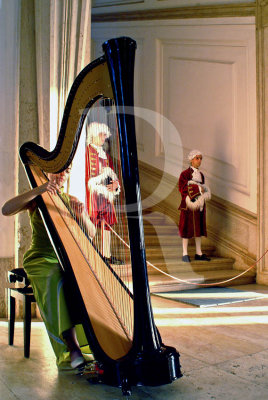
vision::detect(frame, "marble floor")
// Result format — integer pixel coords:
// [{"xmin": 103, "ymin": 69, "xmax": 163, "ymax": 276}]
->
[{"xmin": 1, "ymin": 284, "xmax": 268, "ymax": 400}]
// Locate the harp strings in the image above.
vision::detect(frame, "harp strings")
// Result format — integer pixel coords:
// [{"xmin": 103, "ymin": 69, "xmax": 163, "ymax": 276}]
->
[
  {"xmin": 32, "ymin": 164, "xmax": 134, "ymax": 340},
  {"xmin": 58, "ymin": 190, "xmax": 133, "ymax": 340},
  {"xmin": 84, "ymin": 99, "xmax": 133, "ymax": 325},
  {"xmin": 108, "ymin": 104, "xmax": 133, "ymax": 325}
]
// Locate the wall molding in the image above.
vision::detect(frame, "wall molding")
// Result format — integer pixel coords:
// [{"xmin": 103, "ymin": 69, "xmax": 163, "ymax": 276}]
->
[
  {"xmin": 209, "ymin": 194, "xmax": 257, "ymax": 224},
  {"xmin": 207, "ymin": 195, "xmax": 257, "ymax": 266},
  {"xmin": 92, "ymin": 3, "xmax": 256, "ymax": 22}
]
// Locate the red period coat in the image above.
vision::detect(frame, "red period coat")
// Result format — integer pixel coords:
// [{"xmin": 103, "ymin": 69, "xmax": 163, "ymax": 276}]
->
[
  {"xmin": 178, "ymin": 167, "xmax": 207, "ymax": 238},
  {"xmin": 85, "ymin": 144, "xmax": 117, "ymax": 228}
]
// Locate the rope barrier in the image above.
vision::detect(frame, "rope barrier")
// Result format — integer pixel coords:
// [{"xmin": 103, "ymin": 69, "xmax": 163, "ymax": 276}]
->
[
  {"xmin": 105, "ymin": 221, "xmax": 268, "ymax": 287},
  {"xmin": 146, "ymin": 250, "xmax": 268, "ymax": 287}
]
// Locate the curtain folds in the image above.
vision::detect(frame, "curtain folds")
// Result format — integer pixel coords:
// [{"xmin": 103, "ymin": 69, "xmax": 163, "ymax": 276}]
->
[
  {"xmin": 34, "ymin": 0, "xmax": 91, "ymax": 150},
  {"xmin": 16, "ymin": 0, "xmax": 91, "ymax": 266}
]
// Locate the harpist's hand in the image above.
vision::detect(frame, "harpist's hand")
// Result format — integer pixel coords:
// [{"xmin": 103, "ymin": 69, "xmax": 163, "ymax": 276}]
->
[
  {"xmin": 69, "ymin": 196, "xmax": 84, "ymax": 215},
  {"xmin": 46, "ymin": 181, "xmax": 60, "ymax": 195}
]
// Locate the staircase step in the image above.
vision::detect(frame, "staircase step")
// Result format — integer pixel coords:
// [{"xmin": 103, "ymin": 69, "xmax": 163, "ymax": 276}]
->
[
  {"xmin": 143, "ymin": 225, "xmax": 178, "ymax": 235},
  {"xmin": 148, "ymin": 269, "xmax": 255, "ymax": 293},
  {"xmin": 110, "ymin": 257, "xmax": 235, "ymax": 278},
  {"xmin": 145, "ymin": 245, "xmax": 215, "ymax": 260},
  {"xmin": 147, "ymin": 257, "xmax": 235, "ymax": 274},
  {"xmin": 113, "ymin": 211, "xmax": 256, "ymax": 292},
  {"xmin": 144, "ymin": 235, "xmax": 181, "ymax": 246}
]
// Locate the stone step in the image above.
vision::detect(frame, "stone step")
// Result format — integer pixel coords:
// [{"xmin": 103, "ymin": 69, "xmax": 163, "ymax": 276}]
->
[
  {"xmin": 143, "ymin": 211, "xmax": 172, "ymax": 220},
  {"xmin": 145, "ymin": 245, "xmax": 216, "ymax": 260},
  {"xmin": 113, "ymin": 247, "xmax": 216, "ymax": 263},
  {"xmin": 147, "ymin": 257, "xmax": 235, "ymax": 274},
  {"xmin": 110, "ymin": 211, "xmax": 256, "ymax": 293},
  {"xmin": 118, "ymin": 268, "xmax": 255, "ymax": 293},
  {"xmin": 148, "ymin": 269, "xmax": 256, "ymax": 293},
  {"xmin": 111, "ymin": 242, "xmax": 216, "ymax": 262},
  {"xmin": 143, "ymin": 225, "xmax": 178, "ymax": 235},
  {"xmin": 145, "ymin": 232, "xmax": 182, "ymax": 244},
  {"xmin": 110, "ymin": 257, "xmax": 235, "ymax": 279},
  {"xmin": 144, "ymin": 239, "xmax": 214, "ymax": 251}
]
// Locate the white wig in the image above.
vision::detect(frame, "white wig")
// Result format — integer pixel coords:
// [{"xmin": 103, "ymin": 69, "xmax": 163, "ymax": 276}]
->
[
  {"xmin": 86, "ymin": 122, "xmax": 111, "ymax": 142},
  {"xmin": 188, "ymin": 149, "xmax": 202, "ymax": 162}
]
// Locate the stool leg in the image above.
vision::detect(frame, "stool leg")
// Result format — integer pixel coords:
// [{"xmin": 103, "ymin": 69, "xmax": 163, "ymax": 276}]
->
[
  {"xmin": 24, "ymin": 296, "xmax": 32, "ymax": 358},
  {"xmin": 8, "ymin": 289, "xmax": 15, "ymax": 346}
]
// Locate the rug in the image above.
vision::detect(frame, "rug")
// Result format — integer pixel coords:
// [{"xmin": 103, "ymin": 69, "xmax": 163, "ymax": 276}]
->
[{"xmin": 154, "ymin": 287, "xmax": 268, "ymax": 307}]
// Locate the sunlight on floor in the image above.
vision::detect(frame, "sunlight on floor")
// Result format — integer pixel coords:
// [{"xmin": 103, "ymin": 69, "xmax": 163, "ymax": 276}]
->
[
  {"xmin": 155, "ymin": 315, "xmax": 268, "ymax": 326},
  {"xmin": 159, "ymin": 292, "xmax": 268, "ymax": 299},
  {"xmin": 153, "ymin": 305, "xmax": 268, "ymax": 314}
]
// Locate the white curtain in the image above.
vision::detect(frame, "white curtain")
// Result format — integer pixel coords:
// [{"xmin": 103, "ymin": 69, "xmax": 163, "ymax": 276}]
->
[{"xmin": 35, "ymin": 0, "xmax": 91, "ymax": 150}]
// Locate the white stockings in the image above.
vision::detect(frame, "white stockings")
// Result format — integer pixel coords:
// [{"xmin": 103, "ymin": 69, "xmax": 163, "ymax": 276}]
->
[
  {"xmin": 182, "ymin": 237, "xmax": 202, "ymax": 256},
  {"xmin": 195, "ymin": 237, "xmax": 202, "ymax": 256},
  {"xmin": 182, "ymin": 238, "xmax": 189, "ymax": 256}
]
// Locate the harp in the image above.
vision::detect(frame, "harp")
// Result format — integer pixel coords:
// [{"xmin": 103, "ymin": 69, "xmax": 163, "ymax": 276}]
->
[{"xmin": 20, "ymin": 37, "xmax": 182, "ymax": 394}]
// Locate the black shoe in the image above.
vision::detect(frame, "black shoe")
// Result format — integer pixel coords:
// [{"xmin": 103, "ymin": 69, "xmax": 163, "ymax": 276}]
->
[
  {"xmin": 194, "ymin": 254, "xmax": 211, "ymax": 261},
  {"xmin": 182, "ymin": 255, "xmax": 191, "ymax": 262}
]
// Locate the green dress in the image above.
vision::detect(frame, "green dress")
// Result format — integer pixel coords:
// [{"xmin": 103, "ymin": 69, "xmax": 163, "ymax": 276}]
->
[{"xmin": 23, "ymin": 205, "xmax": 91, "ymax": 368}]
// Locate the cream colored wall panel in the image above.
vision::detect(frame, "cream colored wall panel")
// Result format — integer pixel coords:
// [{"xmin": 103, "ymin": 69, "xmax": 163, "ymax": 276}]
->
[
  {"xmin": 92, "ymin": 17, "xmax": 256, "ymax": 213},
  {"xmin": 160, "ymin": 34, "xmax": 256, "ymax": 212}
]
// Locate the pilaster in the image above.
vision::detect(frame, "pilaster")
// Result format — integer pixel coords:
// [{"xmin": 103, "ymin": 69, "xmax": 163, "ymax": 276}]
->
[
  {"xmin": 16, "ymin": 0, "xmax": 39, "ymax": 267},
  {"xmin": 256, "ymin": 0, "xmax": 268, "ymax": 283}
]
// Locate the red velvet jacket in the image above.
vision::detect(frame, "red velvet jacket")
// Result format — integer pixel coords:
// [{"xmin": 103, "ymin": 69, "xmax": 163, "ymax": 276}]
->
[
  {"xmin": 178, "ymin": 167, "xmax": 205, "ymax": 210},
  {"xmin": 85, "ymin": 144, "xmax": 117, "ymax": 226}
]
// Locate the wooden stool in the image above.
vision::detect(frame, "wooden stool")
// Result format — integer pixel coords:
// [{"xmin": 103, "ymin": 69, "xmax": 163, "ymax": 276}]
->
[{"xmin": 7, "ymin": 268, "xmax": 36, "ymax": 358}]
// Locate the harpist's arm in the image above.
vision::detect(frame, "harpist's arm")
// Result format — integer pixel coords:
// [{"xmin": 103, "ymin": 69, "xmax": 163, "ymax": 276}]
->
[
  {"xmin": 1, "ymin": 179, "xmax": 61, "ymax": 216},
  {"xmin": 2, "ymin": 182, "xmax": 50, "ymax": 216}
]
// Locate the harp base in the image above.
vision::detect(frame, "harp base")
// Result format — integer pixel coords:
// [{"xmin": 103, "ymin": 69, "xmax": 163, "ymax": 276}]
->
[
  {"xmin": 132, "ymin": 345, "xmax": 182, "ymax": 387},
  {"xmin": 91, "ymin": 345, "xmax": 182, "ymax": 395}
]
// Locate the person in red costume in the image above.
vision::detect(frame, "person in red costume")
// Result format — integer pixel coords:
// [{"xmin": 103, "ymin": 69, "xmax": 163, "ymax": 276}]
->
[
  {"xmin": 178, "ymin": 149, "xmax": 211, "ymax": 262},
  {"xmin": 85, "ymin": 121, "xmax": 121, "ymax": 264}
]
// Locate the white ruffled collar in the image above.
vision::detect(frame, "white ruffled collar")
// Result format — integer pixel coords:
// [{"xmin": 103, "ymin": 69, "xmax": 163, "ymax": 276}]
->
[
  {"xmin": 91, "ymin": 144, "xmax": 107, "ymax": 159},
  {"xmin": 191, "ymin": 167, "xmax": 202, "ymax": 183}
]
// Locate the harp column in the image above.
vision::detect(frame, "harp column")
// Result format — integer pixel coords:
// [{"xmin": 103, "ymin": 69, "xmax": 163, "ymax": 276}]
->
[{"xmin": 103, "ymin": 37, "xmax": 161, "ymax": 352}]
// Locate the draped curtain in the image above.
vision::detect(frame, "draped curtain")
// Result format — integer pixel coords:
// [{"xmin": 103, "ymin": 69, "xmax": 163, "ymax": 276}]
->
[
  {"xmin": 17, "ymin": 0, "xmax": 91, "ymax": 266},
  {"xmin": 35, "ymin": 0, "xmax": 91, "ymax": 150}
]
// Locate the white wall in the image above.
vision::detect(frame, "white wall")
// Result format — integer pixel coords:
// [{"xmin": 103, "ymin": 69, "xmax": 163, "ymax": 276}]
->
[
  {"xmin": 92, "ymin": 16, "xmax": 257, "ymax": 213},
  {"xmin": 0, "ymin": 0, "xmax": 20, "ymax": 258}
]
